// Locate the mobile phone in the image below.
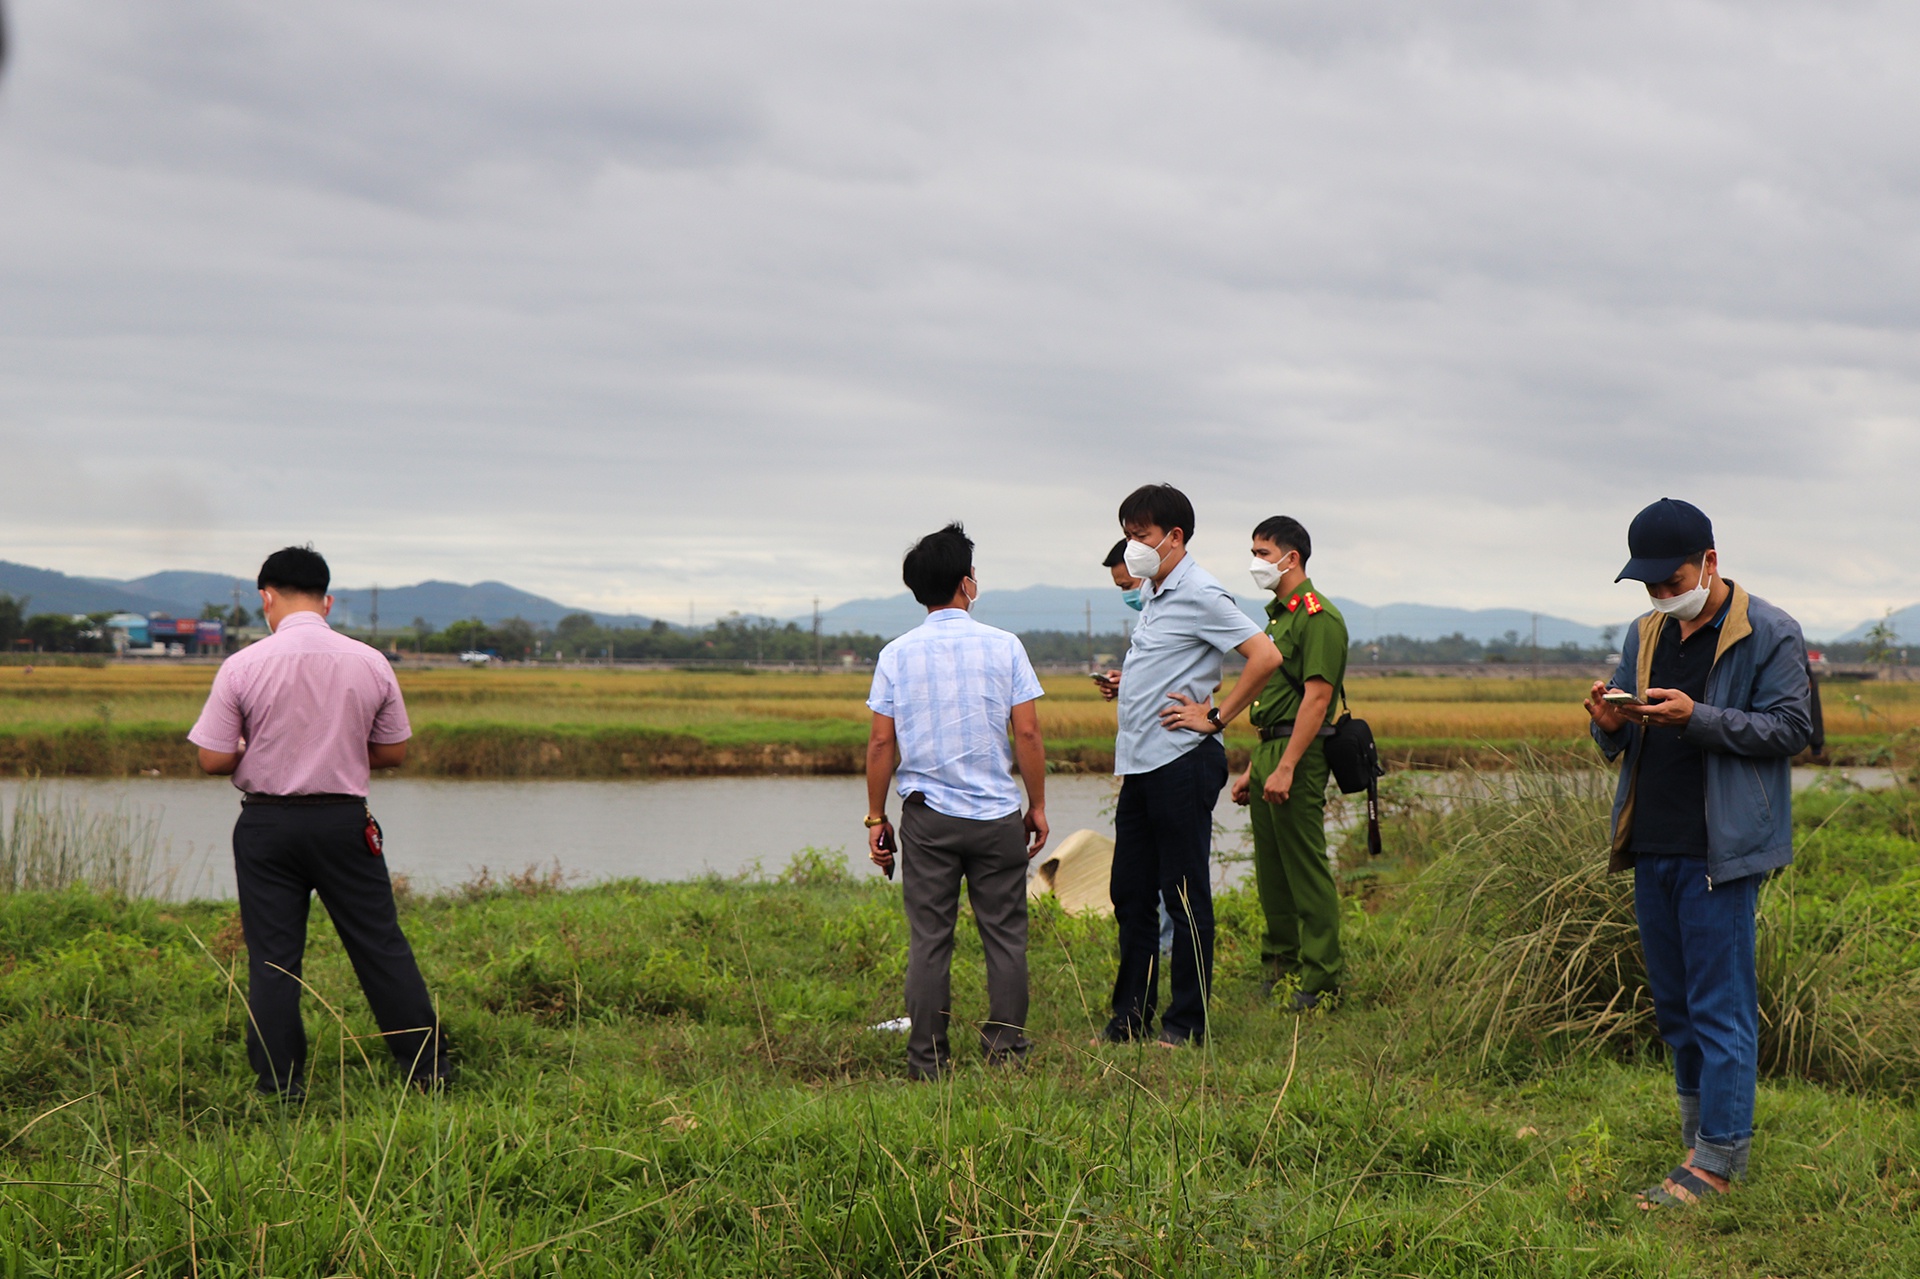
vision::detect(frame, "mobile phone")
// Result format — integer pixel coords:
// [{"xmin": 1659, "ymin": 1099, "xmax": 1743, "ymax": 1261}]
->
[
  {"xmin": 877, "ymin": 821, "xmax": 896, "ymax": 880},
  {"xmin": 1090, "ymin": 671, "xmax": 1114, "ymax": 687},
  {"xmin": 1601, "ymin": 689, "xmax": 1643, "ymax": 705}
]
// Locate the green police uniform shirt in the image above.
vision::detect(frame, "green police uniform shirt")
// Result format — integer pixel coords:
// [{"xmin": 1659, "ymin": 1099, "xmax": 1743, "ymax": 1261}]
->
[{"xmin": 1248, "ymin": 579, "xmax": 1349, "ymax": 730}]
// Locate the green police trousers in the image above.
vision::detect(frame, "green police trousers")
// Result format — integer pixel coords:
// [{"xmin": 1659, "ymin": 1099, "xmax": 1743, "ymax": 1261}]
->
[{"xmin": 1248, "ymin": 737, "xmax": 1342, "ymax": 995}]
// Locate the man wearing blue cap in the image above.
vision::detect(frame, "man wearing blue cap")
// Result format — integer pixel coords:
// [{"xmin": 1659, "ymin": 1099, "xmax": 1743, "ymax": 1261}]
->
[{"xmin": 1584, "ymin": 499, "xmax": 1812, "ymax": 1208}]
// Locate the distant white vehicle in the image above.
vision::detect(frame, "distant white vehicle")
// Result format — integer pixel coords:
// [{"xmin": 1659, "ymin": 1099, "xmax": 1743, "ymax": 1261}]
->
[{"xmin": 459, "ymin": 650, "xmax": 491, "ymax": 665}]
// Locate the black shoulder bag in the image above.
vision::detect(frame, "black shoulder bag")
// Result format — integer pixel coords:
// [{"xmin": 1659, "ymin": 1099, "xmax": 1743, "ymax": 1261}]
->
[{"xmin": 1323, "ymin": 686, "xmax": 1386, "ymax": 858}]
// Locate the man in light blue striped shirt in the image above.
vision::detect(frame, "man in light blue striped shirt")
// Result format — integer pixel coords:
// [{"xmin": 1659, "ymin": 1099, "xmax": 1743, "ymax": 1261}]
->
[{"xmin": 866, "ymin": 523, "xmax": 1050, "ymax": 1080}]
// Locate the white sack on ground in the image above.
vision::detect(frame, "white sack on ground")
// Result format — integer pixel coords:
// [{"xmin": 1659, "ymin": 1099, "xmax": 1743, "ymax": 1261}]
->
[{"xmin": 1028, "ymin": 829, "xmax": 1114, "ymax": 917}]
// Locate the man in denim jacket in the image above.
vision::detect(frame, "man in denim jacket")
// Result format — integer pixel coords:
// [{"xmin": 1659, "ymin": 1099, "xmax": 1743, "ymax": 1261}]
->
[{"xmin": 1585, "ymin": 499, "xmax": 1812, "ymax": 1207}]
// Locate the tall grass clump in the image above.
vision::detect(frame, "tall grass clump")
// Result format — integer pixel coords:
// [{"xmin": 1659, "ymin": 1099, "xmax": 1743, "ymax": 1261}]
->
[
  {"xmin": 0, "ymin": 782, "xmax": 162, "ymax": 896},
  {"xmin": 1369, "ymin": 765, "xmax": 1651, "ymax": 1073},
  {"xmin": 1372, "ymin": 760, "xmax": 1920, "ymax": 1091}
]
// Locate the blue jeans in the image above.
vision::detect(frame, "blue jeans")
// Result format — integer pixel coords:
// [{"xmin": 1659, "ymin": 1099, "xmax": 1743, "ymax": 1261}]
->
[
  {"xmin": 1106, "ymin": 737, "xmax": 1228, "ymax": 1043},
  {"xmin": 1633, "ymin": 856, "xmax": 1760, "ymax": 1179}
]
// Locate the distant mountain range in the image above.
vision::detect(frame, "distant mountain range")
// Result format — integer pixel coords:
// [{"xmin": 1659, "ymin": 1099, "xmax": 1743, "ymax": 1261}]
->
[
  {"xmin": 1831, "ymin": 603, "xmax": 1920, "ymax": 646},
  {"xmin": 3, "ymin": 557, "xmax": 1907, "ymax": 645},
  {"xmin": 810, "ymin": 586, "xmax": 1629, "ymax": 645},
  {"xmin": 1, "ymin": 561, "xmax": 658, "ymax": 631}
]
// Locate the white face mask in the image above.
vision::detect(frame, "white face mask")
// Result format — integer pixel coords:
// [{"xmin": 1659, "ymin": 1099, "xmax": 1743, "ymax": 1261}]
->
[
  {"xmin": 1248, "ymin": 555, "xmax": 1288, "ymax": 592},
  {"xmin": 1123, "ymin": 532, "xmax": 1172, "ymax": 581},
  {"xmin": 1649, "ymin": 562, "xmax": 1713, "ymax": 621}
]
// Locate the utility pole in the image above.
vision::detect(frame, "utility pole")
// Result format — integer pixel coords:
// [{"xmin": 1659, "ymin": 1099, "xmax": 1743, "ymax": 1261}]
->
[
  {"xmin": 1085, "ymin": 598, "xmax": 1094, "ymax": 672},
  {"xmin": 812, "ymin": 597, "xmax": 822, "ymax": 673},
  {"xmin": 370, "ymin": 585, "xmax": 380, "ymax": 646},
  {"xmin": 1530, "ymin": 612, "xmax": 1539, "ymax": 680}
]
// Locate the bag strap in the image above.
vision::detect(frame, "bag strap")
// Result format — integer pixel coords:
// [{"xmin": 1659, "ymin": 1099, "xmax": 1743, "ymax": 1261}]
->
[{"xmin": 1365, "ymin": 774, "xmax": 1382, "ymax": 858}]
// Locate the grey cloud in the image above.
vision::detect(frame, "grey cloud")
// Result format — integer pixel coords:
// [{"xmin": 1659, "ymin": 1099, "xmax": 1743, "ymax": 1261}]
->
[{"xmin": 0, "ymin": 0, "xmax": 1916, "ymax": 633}]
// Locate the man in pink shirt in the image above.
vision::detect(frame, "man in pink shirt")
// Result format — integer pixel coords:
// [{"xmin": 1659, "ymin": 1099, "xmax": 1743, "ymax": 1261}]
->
[{"xmin": 189, "ymin": 546, "xmax": 450, "ymax": 1099}]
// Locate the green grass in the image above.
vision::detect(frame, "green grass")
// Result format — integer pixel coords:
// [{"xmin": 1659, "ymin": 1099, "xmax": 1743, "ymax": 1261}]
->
[{"xmin": 4, "ymin": 783, "xmax": 1920, "ymax": 1274}]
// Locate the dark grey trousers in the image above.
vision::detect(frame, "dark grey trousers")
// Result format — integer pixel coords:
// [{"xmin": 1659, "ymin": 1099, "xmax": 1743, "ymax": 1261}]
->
[
  {"xmin": 233, "ymin": 801, "xmax": 450, "ymax": 1091},
  {"xmin": 899, "ymin": 795, "xmax": 1032, "ymax": 1078}
]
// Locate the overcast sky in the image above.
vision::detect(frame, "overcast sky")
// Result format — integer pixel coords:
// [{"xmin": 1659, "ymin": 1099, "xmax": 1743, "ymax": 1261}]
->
[{"xmin": 1, "ymin": 0, "xmax": 1915, "ymax": 634}]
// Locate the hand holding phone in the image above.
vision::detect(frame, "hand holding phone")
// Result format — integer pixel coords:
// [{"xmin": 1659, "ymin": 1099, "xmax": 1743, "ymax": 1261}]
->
[
  {"xmin": 875, "ymin": 820, "xmax": 896, "ymax": 879},
  {"xmin": 1601, "ymin": 688, "xmax": 1644, "ymax": 705}
]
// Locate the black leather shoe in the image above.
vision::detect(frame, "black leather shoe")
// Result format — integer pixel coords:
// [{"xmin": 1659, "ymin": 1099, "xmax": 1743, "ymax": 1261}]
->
[{"xmin": 1290, "ymin": 988, "xmax": 1340, "ymax": 1013}]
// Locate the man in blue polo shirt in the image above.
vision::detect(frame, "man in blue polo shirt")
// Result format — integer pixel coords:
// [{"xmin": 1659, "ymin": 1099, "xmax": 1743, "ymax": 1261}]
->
[
  {"xmin": 1585, "ymin": 499, "xmax": 1811, "ymax": 1208},
  {"xmin": 1093, "ymin": 484, "xmax": 1281, "ymax": 1047}
]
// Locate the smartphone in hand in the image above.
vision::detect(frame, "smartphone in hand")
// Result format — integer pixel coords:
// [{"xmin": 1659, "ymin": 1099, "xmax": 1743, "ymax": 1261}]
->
[
  {"xmin": 1601, "ymin": 689, "xmax": 1645, "ymax": 706},
  {"xmin": 877, "ymin": 821, "xmax": 896, "ymax": 880}
]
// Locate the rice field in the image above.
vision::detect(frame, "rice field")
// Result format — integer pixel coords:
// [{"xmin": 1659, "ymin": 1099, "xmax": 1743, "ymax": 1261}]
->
[{"xmin": 1, "ymin": 665, "xmax": 1914, "ymax": 776}]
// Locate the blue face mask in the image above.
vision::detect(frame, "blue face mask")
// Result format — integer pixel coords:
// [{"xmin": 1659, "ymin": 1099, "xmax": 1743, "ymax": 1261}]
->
[{"xmin": 1120, "ymin": 587, "xmax": 1144, "ymax": 611}]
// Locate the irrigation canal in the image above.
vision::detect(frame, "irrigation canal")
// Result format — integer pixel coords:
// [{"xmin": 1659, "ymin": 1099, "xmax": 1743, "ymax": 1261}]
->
[{"xmin": 1, "ymin": 768, "xmax": 1899, "ymax": 901}]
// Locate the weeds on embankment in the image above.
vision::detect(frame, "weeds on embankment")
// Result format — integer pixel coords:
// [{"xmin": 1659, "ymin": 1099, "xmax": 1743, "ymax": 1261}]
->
[
  {"xmin": 1357, "ymin": 764, "xmax": 1920, "ymax": 1092},
  {"xmin": 0, "ymin": 783, "xmax": 162, "ymax": 896},
  {"xmin": 3, "ymin": 781, "xmax": 1920, "ymax": 1274}
]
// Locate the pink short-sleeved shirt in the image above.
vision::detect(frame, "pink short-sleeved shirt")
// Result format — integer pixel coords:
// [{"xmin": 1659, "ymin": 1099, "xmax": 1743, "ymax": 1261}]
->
[{"xmin": 188, "ymin": 610, "xmax": 411, "ymax": 797}]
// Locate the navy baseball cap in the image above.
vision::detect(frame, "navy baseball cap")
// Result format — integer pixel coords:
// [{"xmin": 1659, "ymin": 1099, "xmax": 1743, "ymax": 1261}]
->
[{"xmin": 1616, "ymin": 499, "xmax": 1714, "ymax": 583}]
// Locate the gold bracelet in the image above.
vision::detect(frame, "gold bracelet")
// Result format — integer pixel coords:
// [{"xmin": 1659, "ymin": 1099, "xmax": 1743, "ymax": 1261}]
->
[{"xmin": 863, "ymin": 814, "xmax": 889, "ymax": 828}]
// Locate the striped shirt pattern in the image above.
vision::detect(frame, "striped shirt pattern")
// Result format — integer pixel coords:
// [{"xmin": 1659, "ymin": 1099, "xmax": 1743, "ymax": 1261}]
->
[{"xmin": 867, "ymin": 608, "xmax": 1045, "ymax": 821}]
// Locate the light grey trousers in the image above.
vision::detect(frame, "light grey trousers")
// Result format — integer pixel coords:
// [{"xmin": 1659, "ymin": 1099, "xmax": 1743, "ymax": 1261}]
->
[{"xmin": 899, "ymin": 795, "xmax": 1032, "ymax": 1078}]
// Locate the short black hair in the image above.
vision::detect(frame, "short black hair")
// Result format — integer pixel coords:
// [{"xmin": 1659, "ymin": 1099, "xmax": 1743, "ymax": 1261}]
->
[
  {"xmin": 1118, "ymin": 483, "xmax": 1195, "ymax": 542},
  {"xmin": 902, "ymin": 523, "xmax": 974, "ymax": 607},
  {"xmin": 257, "ymin": 545, "xmax": 330, "ymax": 596},
  {"xmin": 1251, "ymin": 516, "xmax": 1311, "ymax": 566},
  {"xmin": 1102, "ymin": 538, "xmax": 1130, "ymax": 569}
]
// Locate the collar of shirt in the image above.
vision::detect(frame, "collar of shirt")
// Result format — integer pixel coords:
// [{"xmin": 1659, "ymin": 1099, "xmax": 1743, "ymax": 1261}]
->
[
  {"xmin": 271, "ymin": 610, "xmax": 331, "ymax": 633},
  {"xmin": 924, "ymin": 607, "xmax": 971, "ymax": 624},
  {"xmin": 1675, "ymin": 592, "xmax": 1732, "ymax": 642},
  {"xmin": 1148, "ymin": 553, "xmax": 1196, "ymax": 601},
  {"xmin": 1267, "ymin": 577, "xmax": 1319, "ymax": 619}
]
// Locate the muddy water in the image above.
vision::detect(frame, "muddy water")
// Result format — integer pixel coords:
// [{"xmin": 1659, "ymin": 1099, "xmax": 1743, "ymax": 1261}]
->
[
  {"xmin": 1, "ymin": 775, "xmax": 1237, "ymax": 900},
  {"xmin": 1, "ymin": 768, "xmax": 1892, "ymax": 901}
]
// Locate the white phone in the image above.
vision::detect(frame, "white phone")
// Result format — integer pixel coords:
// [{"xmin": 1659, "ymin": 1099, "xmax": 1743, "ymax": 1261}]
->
[{"xmin": 1601, "ymin": 688, "xmax": 1644, "ymax": 705}]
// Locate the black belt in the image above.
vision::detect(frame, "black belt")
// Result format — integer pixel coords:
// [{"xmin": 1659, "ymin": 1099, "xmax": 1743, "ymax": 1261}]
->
[
  {"xmin": 242, "ymin": 793, "xmax": 364, "ymax": 807},
  {"xmin": 1256, "ymin": 721, "xmax": 1335, "ymax": 744}
]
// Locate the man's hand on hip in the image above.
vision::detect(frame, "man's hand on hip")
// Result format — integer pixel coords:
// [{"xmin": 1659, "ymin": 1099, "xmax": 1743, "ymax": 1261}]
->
[
  {"xmin": 1024, "ymin": 806, "xmax": 1049, "ymax": 858},
  {"xmin": 1158, "ymin": 691, "xmax": 1216, "ymax": 734},
  {"xmin": 1621, "ymin": 687, "xmax": 1695, "ymax": 729}
]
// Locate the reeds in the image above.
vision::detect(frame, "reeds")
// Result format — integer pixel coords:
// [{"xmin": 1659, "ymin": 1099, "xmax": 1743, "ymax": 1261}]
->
[
  {"xmin": 0, "ymin": 782, "xmax": 163, "ymax": 896},
  {"xmin": 1375, "ymin": 760, "xmax": 1920, "ymax": 1090},
  {"xmin": 1373, "ymin": 766, "xmax": 1651, "ymax": 1070}
]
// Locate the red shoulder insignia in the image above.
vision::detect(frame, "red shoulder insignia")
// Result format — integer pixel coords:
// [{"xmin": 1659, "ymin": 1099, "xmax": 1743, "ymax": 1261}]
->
[
  {"xmin": 1304, "ymin": 592, "xmax": 1323, "ymax": 615},
  {"xmin": 1285, "ymin": 595, "xmax": 1301, "ymax": 613}
]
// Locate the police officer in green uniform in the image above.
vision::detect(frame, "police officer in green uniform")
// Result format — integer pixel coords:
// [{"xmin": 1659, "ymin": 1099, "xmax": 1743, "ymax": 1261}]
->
[{"xmin": 1235, "ymin": 516, "xmax": 1348, "ymax": 1010}]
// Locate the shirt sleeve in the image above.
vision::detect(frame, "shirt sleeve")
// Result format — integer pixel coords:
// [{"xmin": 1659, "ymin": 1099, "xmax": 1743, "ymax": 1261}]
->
[
  {"xmin": 368, "ymin": 660, "xmax": 413, "ymax": 744},
  {"xmin": 1009, "ymin": 641, "xmax": 1044, "ymax": 705},
  {"xmin": 1195, "ymin": 584, "xmax": 1264, "ymax": 654},
  {"xmin": 186, "ymin": 661, "xmax": 246, "ymax": 752},
  {"xmin": 1298, "ymin": 610, "xmax": 1349, "ymax": 688},
  {"xmin": 866, "ymin": 648, "xmax": 896, "ymax": 716}
]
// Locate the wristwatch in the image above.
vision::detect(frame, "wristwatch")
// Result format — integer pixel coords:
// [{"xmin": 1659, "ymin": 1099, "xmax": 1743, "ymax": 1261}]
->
[
  {"xmin": 1206, "ymin": 707, "xmax": 1224, "ymax": 732},
  {"xmin": 863, "ymin": 814, "xmax": 889, "ymax": 828}
]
